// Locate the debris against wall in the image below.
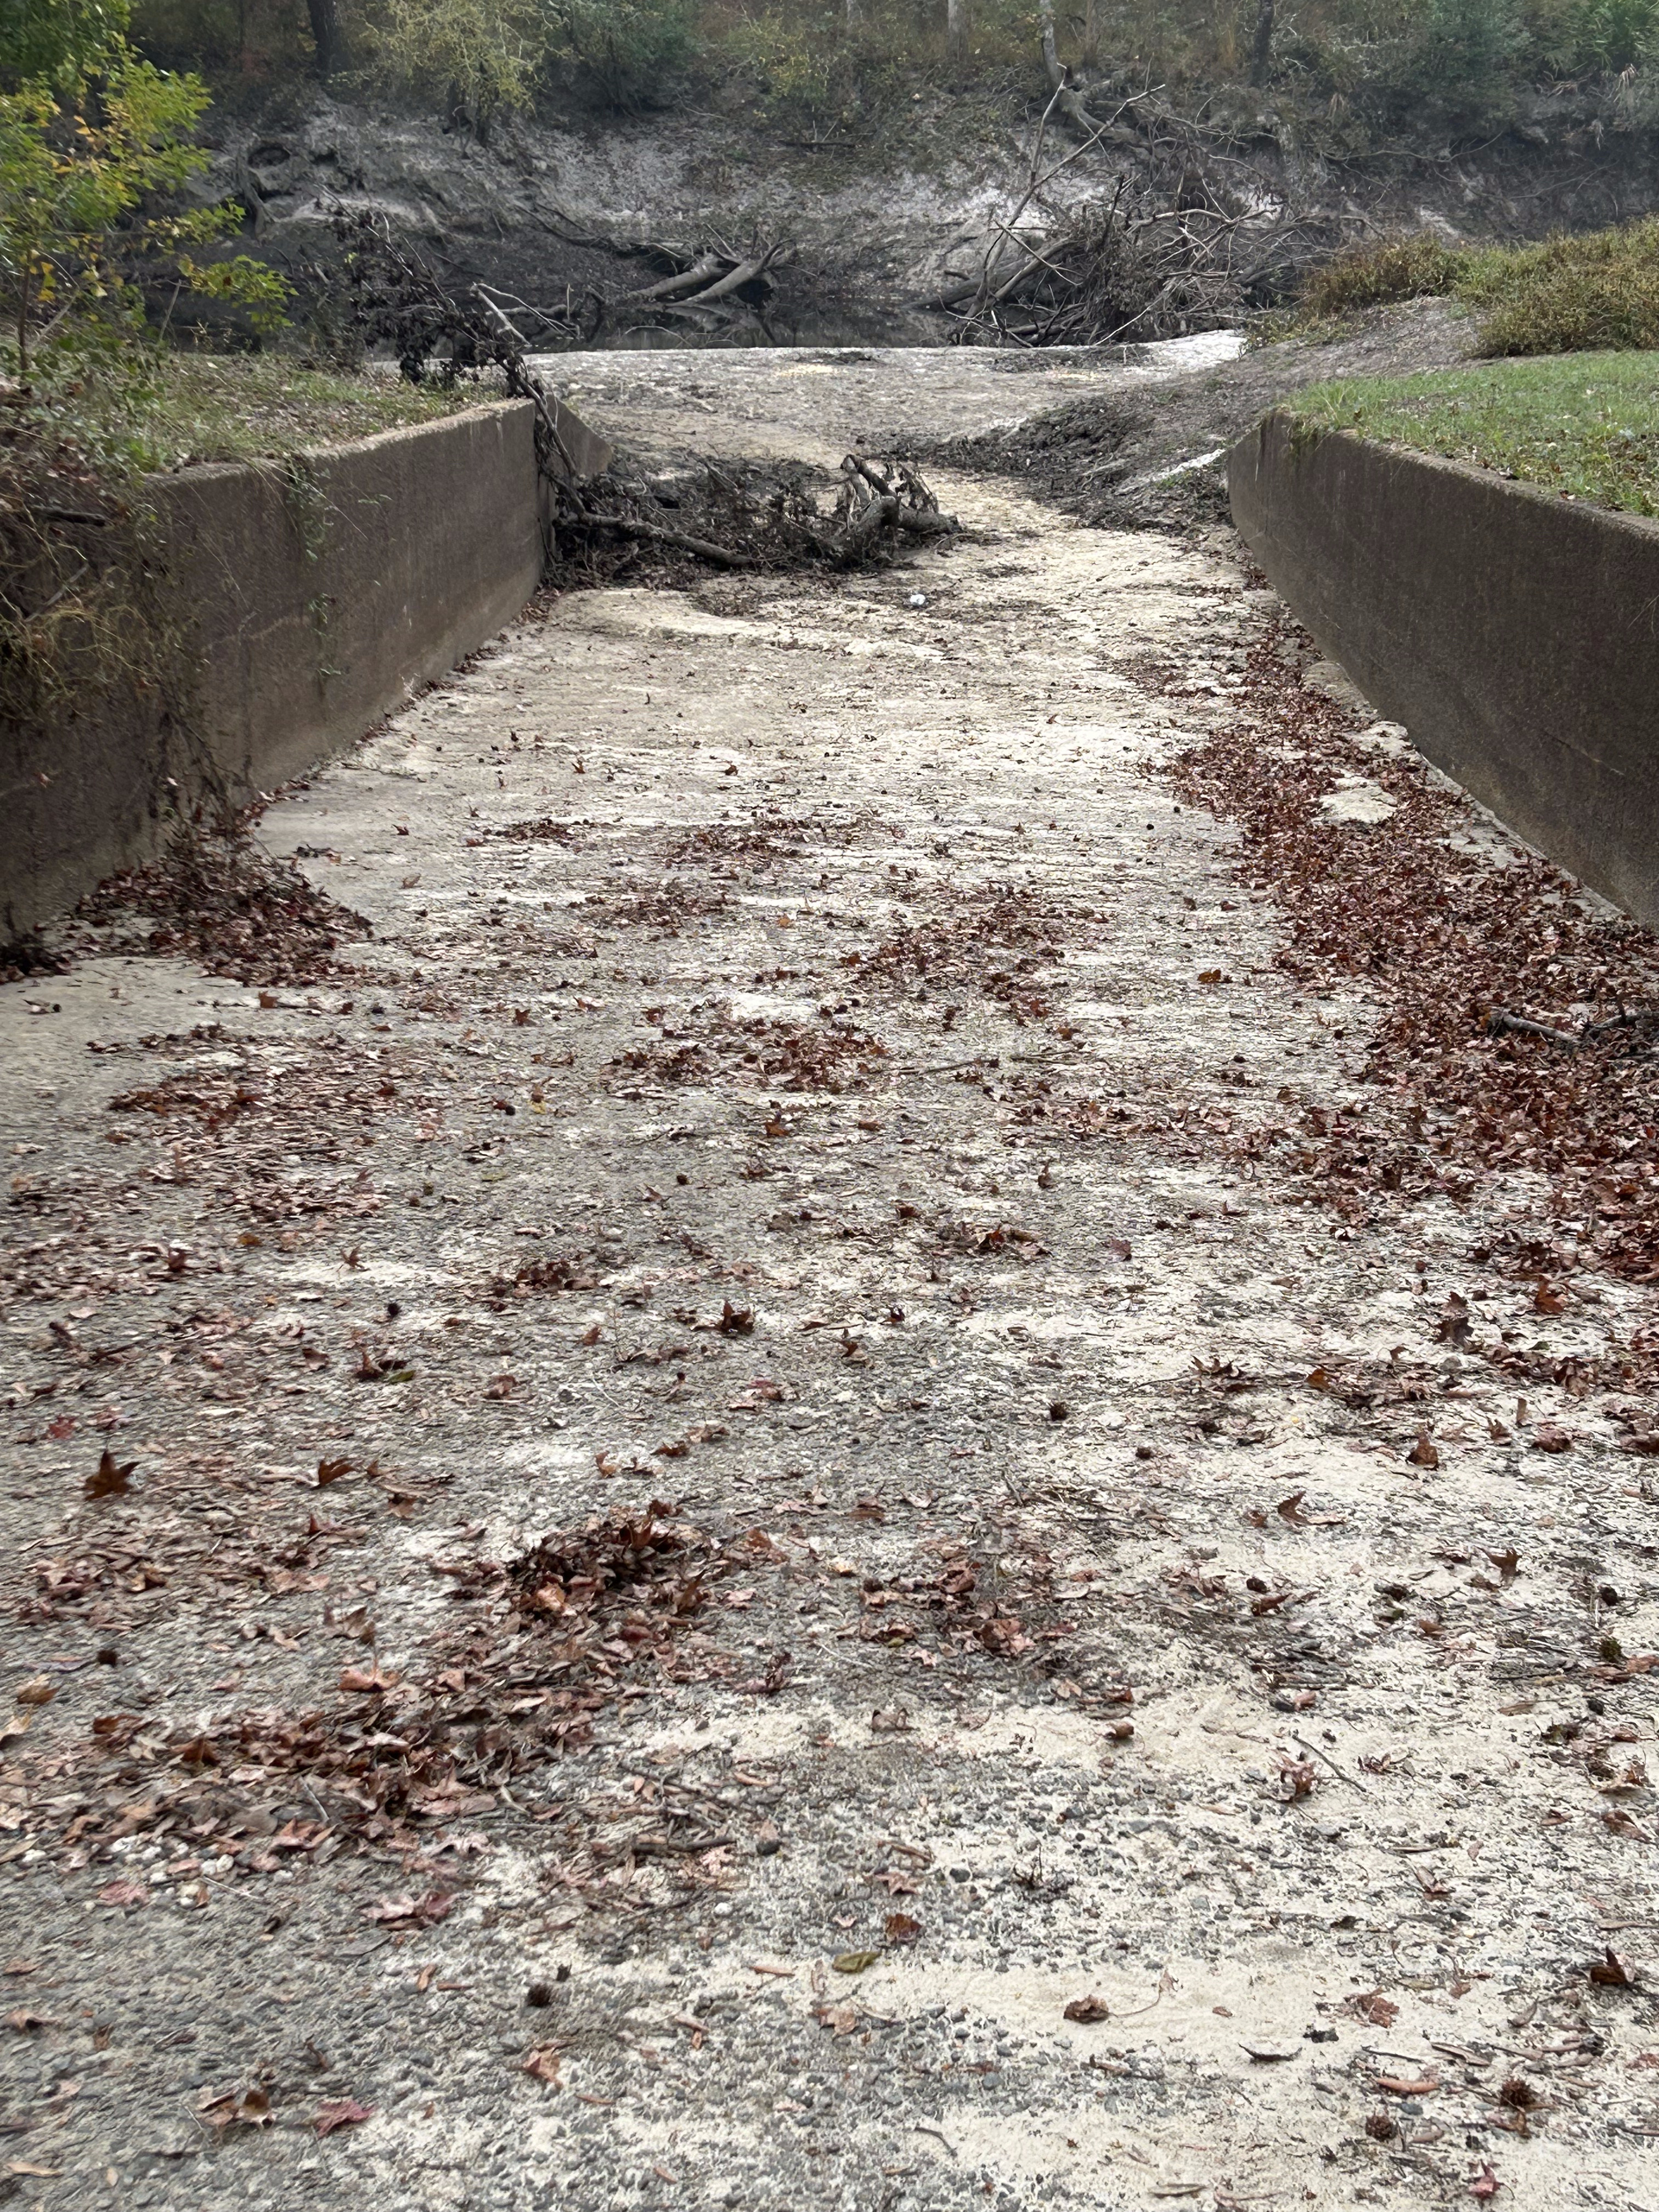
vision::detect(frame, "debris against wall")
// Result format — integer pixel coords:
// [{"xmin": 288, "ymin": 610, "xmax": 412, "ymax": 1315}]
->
[{"xmin": 1228, "ymin": 411, "xmax": 1659, "ymax": 926}]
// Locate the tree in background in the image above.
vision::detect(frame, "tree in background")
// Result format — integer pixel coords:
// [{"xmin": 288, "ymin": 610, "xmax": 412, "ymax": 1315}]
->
[
  {"xmin": 542, "ymin": 0, "xmax": 696, "ymax": 111},
  {"xmin": 374, "ymin": 0, "xmax": 544, "ymax": 125},
  {"xmin": 1, "ymin": 0, "xmax": 133, "ymax": 87},
  {"xmin": 1249, "ymin": 0, "xmax": 1274, "ymax": 83},
  {"xmin": 0, "ymin": 44, "xmax": 287, "ymax": 381},
  {"xmin": 109, "ymin": 0, "xmax": 1659, "ymax": 150},
  {"xmin": 306, "ymin": 0, "xmax": 345, "ymax": 74}
]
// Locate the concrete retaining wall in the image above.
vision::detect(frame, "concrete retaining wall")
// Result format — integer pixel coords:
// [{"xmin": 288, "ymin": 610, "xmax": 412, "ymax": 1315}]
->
[
  {"xmin": 1228, "ymin": 410, "xmax": 1659, "ymax": 927},
  {"xmin": 3, "ymin": 397, "xmax": 543, "ymax": 941}
]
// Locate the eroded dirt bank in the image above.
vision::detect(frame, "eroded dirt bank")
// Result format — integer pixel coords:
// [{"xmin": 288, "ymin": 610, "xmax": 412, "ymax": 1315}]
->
[{"xmin": 1, "ymin": 351, "xmax": 1657, "ymax": 2212}]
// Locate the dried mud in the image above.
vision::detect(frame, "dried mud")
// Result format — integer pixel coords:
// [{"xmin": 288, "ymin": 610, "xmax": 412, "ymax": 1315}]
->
[
  {"xmin": 925, "ymin": 300, "xmax": 1475, "ymax": 532},
  {"xmin": 0, "ymin": 347, "xmax": 1655, "ymax": 2212}
]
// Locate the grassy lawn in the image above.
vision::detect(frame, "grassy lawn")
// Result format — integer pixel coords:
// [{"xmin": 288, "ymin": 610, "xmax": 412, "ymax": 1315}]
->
[
  {"xmin": 1284, "ymin": 352, "xmax": 1659, "ymax": 518},
  {"xmin": 11, "ymin": 352, "xmax": 493, "ymax": 477},
  {"xmin": 135, "ymin": 353, "xmax": 489, "ymax": 468}
]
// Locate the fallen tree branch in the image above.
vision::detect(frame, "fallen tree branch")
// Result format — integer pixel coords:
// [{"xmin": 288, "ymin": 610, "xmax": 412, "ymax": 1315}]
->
[
  {"xmin": 677, "ymin": 249, "xmax": 783, "ymax": 308},
  {"xmin": 1487, "ymin": 1004, "xmax": 1659, "ymax": 1053},
  {"xmin": 629, "ymin": 252, "xmax": 729, "ymax": 302},
  {"xmin": 579, "ymin": 515, "xmax": 760, "ymax": 569},
  {"xmin": 1487, "ymin": 1009, "xmax": 1583, "ymax": 1048}
]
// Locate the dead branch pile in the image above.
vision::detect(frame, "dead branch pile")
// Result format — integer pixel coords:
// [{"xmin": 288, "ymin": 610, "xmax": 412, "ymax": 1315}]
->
[
  {"xmin": 932, "ymin": 65, "xmax": 1321, "ymax": 346},
  {"xmin": 328, "ymin": 206, "xmax": 589, "ymax": 462},
  {"xmin": 331, "ymin": 203, "xmax": 799, "ymax": 353},
  {"xmin": 941, "ymin": 188, "xmax": 1249, "ymax": 346},
  {"xmin": 546, "ymin": 452, "xmax": 957, "ymax": 581}
]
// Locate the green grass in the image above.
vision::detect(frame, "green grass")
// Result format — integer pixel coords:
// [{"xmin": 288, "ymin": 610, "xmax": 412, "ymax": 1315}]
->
[
  {"xmin": 1294, "ymin": 218, "xmax": 1659, "ymax": 358},
  {"xmin": 1285, "ymin": 353, "xmax": 1659, "ymax": 517},
  {"xmin": 131, "ymin": 353, "xmax": 488, "ymax": 468},
  {"xmin": 16, "ymin": 351, "xmax": 490, "ymax": 477}
]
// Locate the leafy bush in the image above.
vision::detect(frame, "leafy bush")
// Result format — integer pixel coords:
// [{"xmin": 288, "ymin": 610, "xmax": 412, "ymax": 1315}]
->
[
  {"xmin": 1295, "ymin": 217, "xmax": 1659, "ymax": 353},
  {"xmin": 1299, "ymin": 231, "xmax": 1472, "ymax": 317},
  {"xmin": 0, "ymin": 48, "xmax": 288, "ymax": 385},
  {"xmin": 1412, "ymin": 0, "xmax": 1527, "ymax": 116},
  {"xmin": 720, "ymin": 8, "xmax": 855, "ymax": 128},
  {"xmin": 1524, "ymin": 0, "xmax": 1659, "ymax": 71},
  {"xmin": 2, "ymin": 0, "xmax": 132, "ymax": 88},
  {"xmin": 1462, "ymin": 218, "xmax": 1659, "ymax": 352},
  {"xmin": 373, "ymin": 0, "xmax": 546, "ymax": 122}
]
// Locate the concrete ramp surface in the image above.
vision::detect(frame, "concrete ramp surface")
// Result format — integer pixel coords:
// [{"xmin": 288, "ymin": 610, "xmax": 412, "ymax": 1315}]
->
[{"xmin": 0, "ymin": 347, "xmax": 1655, "ymax": 2212}]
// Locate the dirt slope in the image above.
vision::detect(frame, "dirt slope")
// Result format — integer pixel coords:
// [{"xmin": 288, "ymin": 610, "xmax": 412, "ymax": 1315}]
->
[
  {"xmin": 1, "ymin": 351, "xmax": 1656, "ymax": 2212},
  {"xmin": 925, "ymin": 299, "xmax": 1475, "ymax": 531}
]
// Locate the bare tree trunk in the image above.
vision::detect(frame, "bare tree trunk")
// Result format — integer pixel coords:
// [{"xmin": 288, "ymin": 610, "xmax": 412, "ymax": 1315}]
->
[
  {"xmin": 1082, "ymin": 0, "xmax": 1101, "ymax": 70},
  {"xmin": 306, "ymin": 0, "xmax": 343, "ymax": 78},
  {"xmin": 1039, "ymin": 0, "xmax": 1058, "ymax": 80},
  {"xmin": 1249, "ymin": 0, "xmax": 1274, "ymax": 85},
  {"xmin": 947, "ymin": 0, "xmax": 970, "ymax": 63}
]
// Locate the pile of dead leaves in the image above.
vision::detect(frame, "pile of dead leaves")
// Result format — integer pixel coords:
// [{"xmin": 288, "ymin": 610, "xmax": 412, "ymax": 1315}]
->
[
  {"xmin": 77, "ymin": 816, "xmax": 373, "ymax": 988},
  {"xmin": 19, "ymin": 1504, "xmax": 730, "ymax": 1872},
  {"xmin": 108, "ymin": 1073, "xmax": 260, "ymax": 1131},
  {"xmin": 591, "ymin": 882, "xmax": 733, "ymax": 934},
  {"xmin": 98, "ymin": 1043, "xmax": 394, "ymax": 1228},
  {"xmin": 484, "ymin": 1250, "xmax": 601, "ymax": 1306},
  {"xmin": 845, "ymin": 886, "xmax": 1099, "ymax": 1029},
  {"xmin": 609, "ymin": 1010, "xmax": 887, "ymax": 1096},
  {"xmin": 1167, "ymin": 626, "xmax": 1659, "ymax": 1287},
  {"xmin": 506, "ymin": 1501, "xmax": 724, "ymax": 1651},
  {"xmin": 665, "ymin": 811, "xmax": 888, "ymax": 870},
  {"xmin": 732, "ymin": 1015, "xmax": 888, "ymax": 1094},
  {"xmin": 850, "ymin": 1543, "xmax": 1084, "ymax": 1663},
  {"xmin": 940, "ymin": 1219, "xmax": 1048, "ymax": 1261}
]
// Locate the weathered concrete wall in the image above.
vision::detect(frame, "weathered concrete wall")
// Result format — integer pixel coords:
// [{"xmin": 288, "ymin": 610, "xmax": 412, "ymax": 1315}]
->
[
  {"xmin": 1228, "ymin": 410, "xmax": 1659, "ymax": 927},
  {"xmin": 3, "ymin": 398, "xmax": 541, "ymax": 941}
]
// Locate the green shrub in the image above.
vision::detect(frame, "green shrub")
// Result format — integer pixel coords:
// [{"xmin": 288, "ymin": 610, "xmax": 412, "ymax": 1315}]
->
[
  {"xmin": 372, "ymin": 0, "xmax": 546, "ymax": 123},
  {"xmin": 1412, "ymin": 0, "xmax": 1526, "ymax": 114},
  {"xmin": 1298, "ymin": 231, "xmax": 1472, "ymax": 317},
  {"xmin": 2, "ymin": 0, "xmax": 131, "ymax": 88},
  {"xmin": 1, "ymin": 49, "xmax": 289, "ymax": 383},
  {"xmin": 1295, "ymin": 217, "xmax": 1659, "ymax": 354},
  {"xmin": 1461, "ymin": 219, "xmax": 1659, "ymax": 352},
  {"xmin": 1523, "ymin": 0, "xmax": 1659, "ymax": 71},
  {"xmin": 720, "ymin": 8, "xmax": 857, "ymax": 127}
]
